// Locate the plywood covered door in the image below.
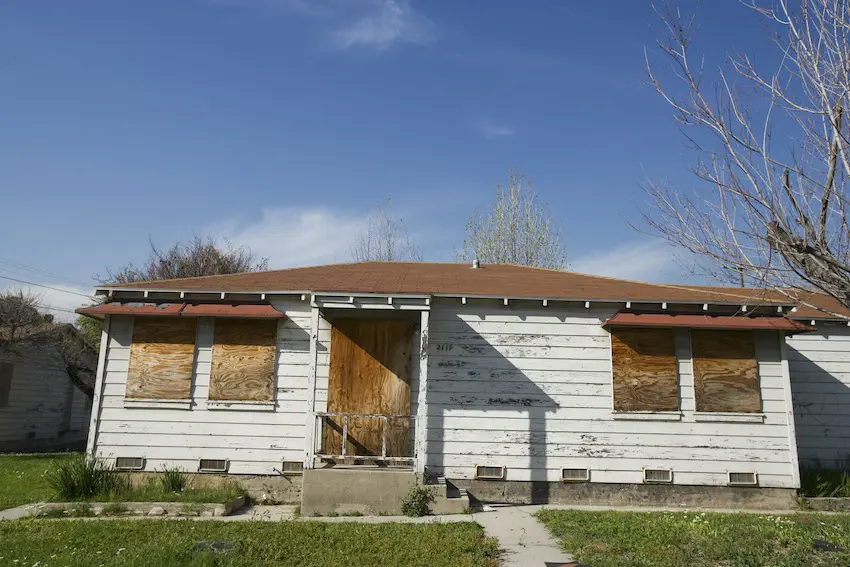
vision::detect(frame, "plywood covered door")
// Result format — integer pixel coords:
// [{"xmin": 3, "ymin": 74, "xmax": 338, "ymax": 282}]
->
[{"xmin": 324, "ymin": 319, "xmax": 413, "ymax": 458}]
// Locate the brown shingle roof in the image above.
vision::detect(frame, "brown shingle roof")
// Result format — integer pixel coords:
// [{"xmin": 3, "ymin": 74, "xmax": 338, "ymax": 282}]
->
[{"xmin": 102, "ymin": 262, "xmax": 791, "ymax": 305}]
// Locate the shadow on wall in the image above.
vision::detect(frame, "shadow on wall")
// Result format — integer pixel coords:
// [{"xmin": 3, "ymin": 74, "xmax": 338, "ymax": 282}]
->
[
  {"xmin": 426, "ymin": 310, "xmax": 560, "ymax": 503},
  {"xmin": 788, "ymin": 339, "xmax": 850, "ymax": 468}
]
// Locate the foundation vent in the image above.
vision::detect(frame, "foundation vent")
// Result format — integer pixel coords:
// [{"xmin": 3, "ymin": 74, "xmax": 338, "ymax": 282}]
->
[
  {"xmin": 281, "ymin": 461, "xmax": 304, "ymax": 475},
  {"xmin": 198, "ymin": 459, "xmax": 229, "ymax": 473},
  {"xmin": 561, "ymin": 468, "xmax": 590, "ymax": 482},
  {"xmin": 475, "ymin": 465, "xmax": 505, "ymax": 480},
  {"xmin": 115, "ymin": 457, "xmax": 145, "ymax": 471},
  {"xmin": 643, "ymin": 468, "xmax": 673, "ymax": 484},
  {"xmin": 728, "ymin": 472, "xmax": 758, "ymax": 486}
]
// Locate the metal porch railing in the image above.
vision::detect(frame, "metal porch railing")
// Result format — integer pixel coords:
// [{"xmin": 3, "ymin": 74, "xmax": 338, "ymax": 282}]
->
[{"xmin": 314, "ymin": 412, "xmax": 415, "ymax": 462}]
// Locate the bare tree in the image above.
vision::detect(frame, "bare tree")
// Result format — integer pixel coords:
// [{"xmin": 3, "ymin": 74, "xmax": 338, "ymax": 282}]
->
[
  {"xmin": 0, "ymin": 290, "xmax": 50, "ymax": 344},
  {"xmin": 105, "ymin": 235, "xmax": 268, "ymax": 284},
  {"xmin": 455, "ymin": 172, "xmax": 567, "ymax": 269},
  {"xmin": 351, "ymin": 200, "xmax": 423, "ymax": 262},
  {"xmin": 644, "ymin": 0, "xmax": 850, "ymax": 317}
]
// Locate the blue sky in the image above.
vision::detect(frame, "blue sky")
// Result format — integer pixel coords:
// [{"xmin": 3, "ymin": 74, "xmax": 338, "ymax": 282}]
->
[{"xmin": 0, "ymin": 0, "xmax": 768, "ymax": 319}]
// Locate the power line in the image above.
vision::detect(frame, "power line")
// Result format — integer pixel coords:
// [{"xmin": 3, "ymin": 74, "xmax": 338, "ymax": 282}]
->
[
  {"xmin": 40, "ymin": 304, "xmax": 81, "ymax": 315},
  {"xmin": 0, "ymin": 275, "xmax": 94, "ymax": 299},
  {"xmin": 0, "ymin": 256, "xmax": 87, "ymax": 286}
]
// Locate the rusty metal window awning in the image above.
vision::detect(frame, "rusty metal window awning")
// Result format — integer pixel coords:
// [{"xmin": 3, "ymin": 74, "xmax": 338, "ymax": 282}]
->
[
  {"xmin": 76, "ymin": 302, "xmax": 286, "ymax": 319},
  {"xmin": 601, "ymin": 312, "xmax": 813, "ymax": 333}
]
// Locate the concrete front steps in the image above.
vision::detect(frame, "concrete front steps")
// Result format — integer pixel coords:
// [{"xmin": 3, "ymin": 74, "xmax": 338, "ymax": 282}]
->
[{"xmin": 300, "ymin": 468, "xmax": 469, "ymax": 517}]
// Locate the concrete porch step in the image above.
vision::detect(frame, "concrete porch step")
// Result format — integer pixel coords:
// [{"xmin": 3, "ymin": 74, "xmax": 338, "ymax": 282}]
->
[{"xmin": 300, "ymin": 469, "xmax": 470, "ymax": 517}]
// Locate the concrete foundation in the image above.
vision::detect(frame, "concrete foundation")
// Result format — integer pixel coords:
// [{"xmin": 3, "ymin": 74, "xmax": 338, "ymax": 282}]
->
[{"xmin": 451, "ymin": 480, "xmax": 799, "ymax": 510}]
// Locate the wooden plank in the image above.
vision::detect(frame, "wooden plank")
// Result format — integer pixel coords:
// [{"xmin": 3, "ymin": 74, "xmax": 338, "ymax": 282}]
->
[
  {"xmin": 692, "ymin": 330, "xmax": 761, "ymax": 413},
  {"xmin": 126, "ymin": 318, "xmax": 196, "ymax": 399},
  {"xmin": 324, "ymin": 319, "xmax": 413, "ymax": 458},
  {"xmin": 209, "ymin": 319, "xmax": 277, "ymax": 401},
  {"xmin": 610, "ymin": 328, "xmax": 678, "ymax": 411}
]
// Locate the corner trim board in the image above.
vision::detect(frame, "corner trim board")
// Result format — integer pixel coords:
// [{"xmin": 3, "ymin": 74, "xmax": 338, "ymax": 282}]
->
[
  {"xmin": 779, "ymin": 336, "xmax": 801, "ymax": 488},
  {"xmin": 303, "ymin": 305, "xmax": 320, "ymax": 469},
  {"xmin": 414, "ymin": 309, "xmax": 430, "ymax": 474},
  {"xmin": 86, "ymin": 314, "xmax": 112, "ymax": 459}
]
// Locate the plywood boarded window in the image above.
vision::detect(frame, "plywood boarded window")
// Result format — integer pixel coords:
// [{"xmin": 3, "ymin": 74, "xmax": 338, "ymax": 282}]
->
[
  {"xmin": 611, "ymin": 328, "xmax": 678, "ymax": 411},
  {"xmin": 127, "ymin": 318, "xmax": 197, "ymax": 399},
  {"xmin": 209, "ymin": 319, "xmax": 277, "ymax": 401},
  {"xmin": 692, "ymin": 330, "xmax": 760, "ymax": 413},
  {"xmin": 324, "ymin": 319, "xmax": 414, "ymax": 458},
  {"xmin": 0, "ymin": 363, "xmax": 13, "ymax": 407}
]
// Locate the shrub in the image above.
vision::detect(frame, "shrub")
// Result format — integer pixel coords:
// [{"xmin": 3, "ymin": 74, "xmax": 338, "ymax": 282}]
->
[
  {"xmin": 800, "ymin": 467, "xmax": 850, "ymax": 497},
  {"xmin": 160, "ymin": 467, "xmax": 187, "ymax": 493},
  {"xmin": 47, "ymin": 457, "xmax": 127, "ymax": 500},
  {"xmin": 401, "ymin": 484, "xmax": 434, "ymax": 517}
]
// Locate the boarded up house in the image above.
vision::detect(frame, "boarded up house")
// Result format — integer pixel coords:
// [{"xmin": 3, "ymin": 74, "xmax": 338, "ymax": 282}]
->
[
  {"xmin": 77, "ymin": 262, "xmax": 850, "ymax": 508},
  {"xmin": 0, "ymin": 325, "xmax": 96, "ymax": 452}
]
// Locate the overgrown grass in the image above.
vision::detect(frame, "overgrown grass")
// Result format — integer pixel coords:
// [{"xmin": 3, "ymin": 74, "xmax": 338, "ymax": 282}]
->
[
  {"xmin": 0, "ymin": 453, "xmax": 80, "ymax": 510},
  {"xmin": 800, "ymin": 466, "xmax": 850, "ymax": 497},
  {"xmin": 536, "ymin": 509, "xmax": 850, "ymax": 567},
  {"xmin": 3, "ymin": 455, "xmax": 242, "ymax": 506},
  {"xmin": 47, "ymin": 456, "xmax": 129, "ymax": 500},
  {"xmin": 0, "ymin": 520, "xmax": 500, "ymax": 567},
  {"xmin": 114, "ymin": 477, "xmax": 243, "ymax": 504},
  {"xmin": 160, "ymin": 466, "xmax": 188, "ymax": 493}
]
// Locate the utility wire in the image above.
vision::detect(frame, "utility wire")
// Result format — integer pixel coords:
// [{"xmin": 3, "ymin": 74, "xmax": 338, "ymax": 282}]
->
[
  {"xmin": 0, "ymin": 256, "xmax": 86, "ymax": 286},
  {"xmin": 0, "ymin": 275, "xmax": 94, "ymax": 299}
]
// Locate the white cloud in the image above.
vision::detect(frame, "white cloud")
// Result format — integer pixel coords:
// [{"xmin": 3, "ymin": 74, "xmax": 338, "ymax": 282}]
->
[
  {"xmin": 474, "ymin": 120, "xmax": 515, "ymax": 140},
  {"xmin": 0, "ymin": 283, "xmax": 95, "ymax": 323},
  {"xmin": 208, "ymin": 206, "xmax": 369, "ymax": 268},
  {"xmin": 570, "ymin": 239, "xmax": 683, "ymax": 283},
  {"xmin": 331, "ymin": 0, "xmax": 435, "ymax": 49}
]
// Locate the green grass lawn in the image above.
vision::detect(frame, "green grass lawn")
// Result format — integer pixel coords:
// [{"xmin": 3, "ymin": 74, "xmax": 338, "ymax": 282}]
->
[
  {"xmin": 0, "ymin": 453, "xmax": 80, "ymax": 510},
  {"xmin": 0, "ymin": 519, "xmax": 499, "ymax": 566},
  {"xmin": 536, "ymin": 509, "xmax": 850, "ymax": 567}
]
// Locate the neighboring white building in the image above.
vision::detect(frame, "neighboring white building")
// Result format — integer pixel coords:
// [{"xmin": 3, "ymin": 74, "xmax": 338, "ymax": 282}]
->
[
  {"xmin": 77, "ymin": 262, "xmax": 850, "ymax": 502},
  {"xmin": 0, "ymin": 326, "xmax": 96, "ymax": 452}
]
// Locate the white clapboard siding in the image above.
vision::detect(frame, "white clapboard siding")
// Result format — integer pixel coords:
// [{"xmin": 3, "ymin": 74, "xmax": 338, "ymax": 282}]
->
[
  {"xmin": 91, "ymin": 298, "xmax": 314, "ymax": 475},
  {"xmin": 787, "ymin": 323, "xmax": 850, "ymax": 468},
  {"xmin": 0, "ymin": 344, "xmax": 89, "ymax": 448},
  {"xmin": 424, "ymin": 299, "xmax": 797, "ymax": 488}
]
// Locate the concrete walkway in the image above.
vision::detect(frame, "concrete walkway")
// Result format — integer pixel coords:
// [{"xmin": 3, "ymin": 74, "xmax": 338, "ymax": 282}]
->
[
  {"xmin": 473, "ymin": 505, "xmax": 573, "ymax": 566},
  {"xmin": 0, "ymin": 504, "xmax": 40, "ymax": 521}
]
